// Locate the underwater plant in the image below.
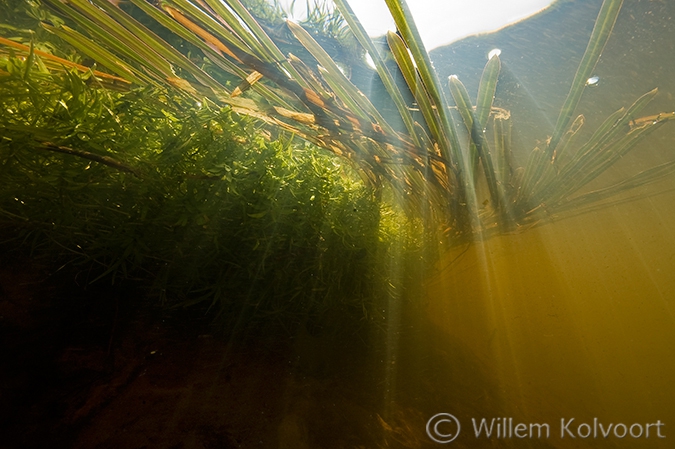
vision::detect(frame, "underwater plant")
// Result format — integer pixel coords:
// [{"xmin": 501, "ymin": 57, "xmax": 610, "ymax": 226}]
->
[
  {"xmin": 4, "ymin": 0, "xmax": 672, "ymax": 243},
  {"xmin": 2, "ymin": 0, "xmax": 675, "ymax": 322},
  {"xmin": 0, "ymin": 18, "xmax": 415, "ymax": 323}
]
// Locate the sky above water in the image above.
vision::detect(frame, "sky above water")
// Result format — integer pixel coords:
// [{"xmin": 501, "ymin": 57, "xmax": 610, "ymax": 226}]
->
[{"xmin": 275, "ymin": 0, "xmax": 556, "ymax": 50}]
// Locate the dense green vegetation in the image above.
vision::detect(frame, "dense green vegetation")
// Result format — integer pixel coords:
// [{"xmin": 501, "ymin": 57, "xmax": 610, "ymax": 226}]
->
[
  {"xmin": 0, "ymin": 1, "xmax": 435, "ymax": 330},
  {"xmin": 17, "ymin": 0, "xmax": 673, "ymax": 235},
  {"xmin": 2, "ymin": 0, "xmax": 675, "ymax": 329}
]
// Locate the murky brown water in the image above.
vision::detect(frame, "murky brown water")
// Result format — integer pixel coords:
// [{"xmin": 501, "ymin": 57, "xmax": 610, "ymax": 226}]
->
[
  {"xmin": 423, "ymin": 182, "xmax": 675, "ymax": 447},
  {"xmin": 405, "ymin": 0, "xmax": 675, "ymax": 447}
]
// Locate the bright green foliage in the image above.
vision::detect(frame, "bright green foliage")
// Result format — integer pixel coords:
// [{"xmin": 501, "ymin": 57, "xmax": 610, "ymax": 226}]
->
[
  {"xmin": 0, "ymin": 46, "xmax": 426, "ymax": 325},
  {"xmin": 16, "ymin": 0, "xmax": 674, "ymax": 242},
  {"xmin": 2, "ymin": 0, "xmax": 675, "ymax": 325}
]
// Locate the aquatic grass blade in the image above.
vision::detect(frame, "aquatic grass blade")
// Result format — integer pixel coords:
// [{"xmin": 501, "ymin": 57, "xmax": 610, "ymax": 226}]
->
[
  {"xmin": 91, "ymin": 0, "xmax": 228, "ymax": 93},
  {"xmin": 126, "ymin": 0, "xmax": 239, "ymax": 82},
  {"xmin": 385, "ymin": 31, "xmax": 444, "ymax": 156},
  {"xmin": 515, "ymin": 147, "xmax": 546, "ymax": 209},
  {"xmin": 216, "ymin": 0, "xmax": 311, "ymax": 86},
  {"xmin": 448, "ymin": 75, "xmax": 475, "ymax": 136},
  {"xmin": 332, "ymin": 0, "xmax": 420, "ymax": 145},
  {"xmin": 53, "ymin": 0, "xmax": 176, "ymax": 78},
  {"xmin": 523, "ymin": 114, "xmax": 585, "ymax": 203},
  {"xmin": 542, "ymin": 89, "xmax": 658, "ymax": 201},
  {"xmin": 200, "ymin": 0, "xmax": 273, "ymax": 60},
  {"xmin": 573, "ymin": 88, "xmax": 658, "ymax": 166},
  {"xmin": 551, "ymin": 114, "xmax": 585, "ymax": 165},
  {"xmin": 556, "ymin": 158, "xmax": 675, "ymax": 214},
  {"xmin": 547, "ymin": 0, "xmax": 624, "ymax": 154},
  {"xmin": 448, "ymin": 74, "xmax": 502, "ymax": 216},
  {"xmin": 286, "ymin": 20, "xmax": 397, "ymax": 136},
  {"xmin": 475, "ymin": 55, "xmax": 501, "ymax": 130},
  {"xmin": 164, "ymin": 0, "xmax": 252, "ymax": 58},
  {"xmin": 42, "ymin": 23, "xmax": 148, "ymax": 84},
  {"xmin": 528, "ymin": 88, "xmax": 657, "ymax": 210},
  {"xmin": 557, "ymin": 120, "xmax": 669, "ymax": 200},
  {"xmin": 125, "ymin": 0, "xmax": 290, "ymax": 106},
  {"xmin": 491, "ymin": 112, "xmax": 515, "ymax": 188},
  {"xmin": 0, "ymin": 35, "xmax": 132, "ymax": 85},
  {"xmin": 383, "ymin": 0, "xmax": 462, "ymax": 165}
]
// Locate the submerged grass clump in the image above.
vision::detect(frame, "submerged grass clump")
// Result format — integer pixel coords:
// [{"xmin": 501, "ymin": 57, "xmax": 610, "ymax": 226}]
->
[
  {"xmin": 1, "ymin": 0, "xmax": 675, "ymax": 326},
  {"xmin": 0, "ymin": 36, "xmax": 430, "ymax": 327},
  {"xmin": 13, "ymin": 0, "xmax": 671, "ymax": 238}
]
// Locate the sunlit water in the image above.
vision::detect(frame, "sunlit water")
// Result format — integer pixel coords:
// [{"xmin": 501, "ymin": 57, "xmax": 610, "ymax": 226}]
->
[
  {"xmin": 376, "ymin": 0, "xmax": 675, "ymax": 447},
  {"xmin": 423, "ymin": 202, "xmax": 675, "ymax": 447},
  {"xmin": 25, "ymin": 0, "xmax": 674, "ymax": 447}
]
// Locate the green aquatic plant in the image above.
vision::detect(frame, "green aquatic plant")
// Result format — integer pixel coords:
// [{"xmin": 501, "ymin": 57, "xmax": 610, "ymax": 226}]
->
[
  {"xmin": 1, "ymin": 38, "xmax": 431, "ymax": 324},
  {"xmin": 8, "ymin": 0, "xmax": 673, "ymax": 242},
  {"xmin": 2, "ymin": 0, "xmax": 675, "ymax": 323}
]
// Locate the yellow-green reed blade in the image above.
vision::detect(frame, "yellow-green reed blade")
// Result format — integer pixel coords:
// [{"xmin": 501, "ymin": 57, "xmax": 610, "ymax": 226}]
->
[
  {"xmin": 91, "ymin": 0, "xmax": 227, "ymax": 93},
  {"xmin": 126, "ymin": 0, "xmax": 237, "ymax": 75},
  {"xmin": 559, "ymin": 118, "xmax": 669, "ymax": 200},
  {"xmin": 383, "ymin": 0, "xmax": 462, "ymax": 167},
  {"xmin": 386, "ymin": 31, "xmax": 444, "ymax": 155},
  {"xmin": 448, "ymin": 74, "xmax": 502, "ymax": 215},
  {"xmin": 332, "ymin": 0, "xmax": 420, "ymax": 146},
  {"xmin": 120, "ymin": 0, "xmax": 331, "ymax": 122},
  {"xmin": 125, "ymin": 0, "xmax": 291, "ymax": 107},
  {"xmin": 200, "ymin": 0, "xmax": 272, "ymax": 61},
  {"xmin": 475, "ymin": 55, "xmax": 501, "ymax": 130},
  {"xmin": 530, "ymin": 88, "xmax": 656, "ymax": 209},
  {"xmin": 34, "ymin": 25, "xmax": 140, "ymax": 84},
  {"xmin": 286, "ymin": 20, "xmax": 398, "ymax": 136},
  {"xmin": 521, "ymin": 114, "xmax": 585, "ymax": 206},
  {"xmin": 47, "ymin": 0, "xmax": 175, "ymax": 80},
  {"xmin": 164, "ymin": 0, "xmax": 252, "ymax": 58},
  {"xmin": 515, "ymin": 147, "xmax": 546, "ymax": 209},
  {"xmin": 490, "ymin": 113, "xmax": 518, "ymax": 227},
  {"xmin": 556, "ymin": 157, "xmax": 675, "ymax": 214},
  {"xmin": 448, "ymin": 75, "xmax": 475, "ymax": 135},
  {"xmin": 471, "ymin": 60, "xmax": 517, "ymax": 220},
  {"xmin": 551, "ymin": 114, "xmax": 585, "ymax": 165},
  {"xmin": 546, "ymin": 89, "xmax": 657, "ymax": 197},
  {"xmin": 0, "ymin": 35, "xmax": 130, "ymax": 85},
  {"xmin": 571, "ymin": 89, "xmax": 656, "ymax": 169},
  {"xmin": 285, "ymin": 54, "xmax": 331, "ymax": 100},
  {"xmin": 214, "ymin": 0, "xmax": 310, "ymax": 87},
  {"xmin": 491, "ymin": 112, "xmax": 515, "ymax": 189},
  {"xmin": 447, "ymin": 73, "xmax": 480, "ymax": 176},
  {"xmin": 22, "ymin": 41, "xmax": 36, "ymax": 81},
  {"xmin": 547, "ymin": 0, "xmax": 624, "ymax": 154}
]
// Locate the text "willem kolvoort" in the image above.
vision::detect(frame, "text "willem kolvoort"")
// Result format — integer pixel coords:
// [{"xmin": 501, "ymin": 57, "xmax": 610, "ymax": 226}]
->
[{"xmin": 472, "ymin": 417, "xmax": 665, "ymax": 439}]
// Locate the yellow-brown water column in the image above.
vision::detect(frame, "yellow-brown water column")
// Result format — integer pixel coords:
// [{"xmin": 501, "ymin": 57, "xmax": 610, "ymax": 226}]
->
[{"xmin": 424, "ymin": 186, "xmax": 675, "ymax": 448}]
